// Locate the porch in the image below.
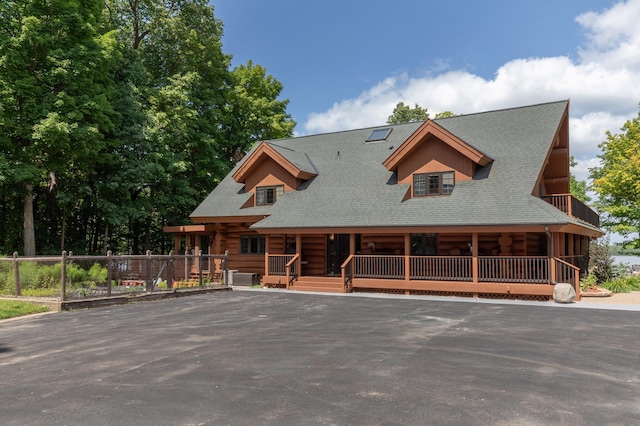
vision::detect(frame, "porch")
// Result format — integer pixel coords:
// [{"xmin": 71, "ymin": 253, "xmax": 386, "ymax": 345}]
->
[{"xmin": 263, "ymin": 254, "xmax": 580, "ymax": 300}]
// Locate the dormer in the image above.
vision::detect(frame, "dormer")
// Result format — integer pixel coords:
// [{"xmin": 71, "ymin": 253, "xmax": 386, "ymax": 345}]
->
[
  {"xmin": 383, "ymin": 120, "xmax": 492, "ymax": 199},
  {"xmin": 232, "ymin": 141, "xmax": 317, "ymax": 207}
]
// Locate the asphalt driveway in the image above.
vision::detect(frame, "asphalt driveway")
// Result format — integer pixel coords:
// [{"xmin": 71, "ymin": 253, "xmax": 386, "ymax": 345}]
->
[{"xmin": 1, "ymin": 290, "xmax": 639, "ymax": 425}]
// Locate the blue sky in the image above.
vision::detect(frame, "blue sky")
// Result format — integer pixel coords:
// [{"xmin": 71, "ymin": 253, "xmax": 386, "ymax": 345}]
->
[
  {"xmin": 214, "ymin": 0, "xmax": 640, "ymax": 185},
  {"xmin": 216, "ymin": 1, "xmax": 611, "ymax": 122}
]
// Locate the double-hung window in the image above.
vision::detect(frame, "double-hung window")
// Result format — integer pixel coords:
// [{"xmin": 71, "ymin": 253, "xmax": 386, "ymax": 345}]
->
[
  {"xmin": 413, "ymin": 171, "xmax": 455, "ymax": 196},
  {"xmin": 256, "ymin": 185, "xmax": 284, "ymax": 206},
  {"xmin": 240, "ymin": 235, "xmax": 265, "ymax": 254}
]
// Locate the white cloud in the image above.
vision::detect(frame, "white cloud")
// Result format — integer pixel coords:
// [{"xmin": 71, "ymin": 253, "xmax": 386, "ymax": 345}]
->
[{"xmin": 303, "ymin": 0, "xmax": 640, "ymax": 168}]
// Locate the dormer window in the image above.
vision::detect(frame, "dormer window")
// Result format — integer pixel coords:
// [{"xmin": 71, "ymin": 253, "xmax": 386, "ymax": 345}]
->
[
  {"xmin": 256, "ymin": 185, "xmax": 284, "ymax": 206},
  {"xmin": 413, "ymin": 171, "xmax": 455, "ymax": 196}
]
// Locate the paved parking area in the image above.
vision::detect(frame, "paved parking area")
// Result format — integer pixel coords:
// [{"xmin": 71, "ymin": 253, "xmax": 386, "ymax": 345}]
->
[{"xmin": 1, "ymin": 290, "xmax": 639, "ymax": 425}]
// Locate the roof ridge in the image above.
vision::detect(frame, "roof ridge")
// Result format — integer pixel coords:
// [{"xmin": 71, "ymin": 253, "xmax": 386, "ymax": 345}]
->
[{"xmin": 434, "ymin": 99, "xmax": 569, "ymax": 121}]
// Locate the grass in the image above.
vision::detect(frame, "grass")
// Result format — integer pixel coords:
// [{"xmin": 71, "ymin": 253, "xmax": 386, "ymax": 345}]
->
[{"xmin": 0, "ymin": 299, "xmax": 50, "ymax": 320}]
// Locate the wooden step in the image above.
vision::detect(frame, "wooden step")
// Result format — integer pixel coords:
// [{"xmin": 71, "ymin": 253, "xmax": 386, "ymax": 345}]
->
[{"xmin": 289, "ymin": 276, "xmax": 346, "ymax": 293}]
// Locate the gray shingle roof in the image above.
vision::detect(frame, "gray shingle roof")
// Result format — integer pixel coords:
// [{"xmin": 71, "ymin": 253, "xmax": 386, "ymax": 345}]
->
[{"xmin": 190, "ymin": 100, "xmax": 596, "ymax": 231}]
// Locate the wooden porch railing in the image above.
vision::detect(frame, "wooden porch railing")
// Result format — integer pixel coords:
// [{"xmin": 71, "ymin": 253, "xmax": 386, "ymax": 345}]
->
[
  {"xmin": 541, "ymin": 194, "xmax": 600, "ymax": 227},
  {"xmin": 410, "ymin": 256, "xmax": 472, "ymax": 281},
  {"xmin": 285, "ymin": 254, "xmax": 300, "ymax": 288},
  {"xmin": 553, "ymin": 257, "xmax": 580, "ymax": 298},
  {"xmin": 268, "ymin": 254, "xmax": 296, "ymax": 276},
  {"xmin": 352, "ymin": 255, "xmax": 405, "ymax": 279},
  {"xmin": 340, "ymin": 255, "xmax": 556, "ymax": 285},
  {"xmin": 341, "ymin": 255, "xmax": 354, "ymax": 292},
  {"xmin": 478, "ymin": 256, "xmax": 549, "ymax": 284}
]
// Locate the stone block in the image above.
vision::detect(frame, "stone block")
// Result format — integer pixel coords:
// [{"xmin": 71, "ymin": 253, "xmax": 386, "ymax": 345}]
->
[{"xmin": 554, "ymin": 283, "xmax": 576, "ymax": 303}]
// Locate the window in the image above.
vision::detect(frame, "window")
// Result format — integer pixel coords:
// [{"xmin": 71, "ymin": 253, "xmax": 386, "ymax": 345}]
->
[
  {"xmin": 256, "ymin": 185, "xmax": 284, "ymax": 206},
  {"xmin": 366, "ymin": 128, "xmax": 392, "ymax": 142},
  {"xmin": 240, "ymin": 235, "xmax": 265, "ymax": 254},
  {"xmin": 411, "ymin": 233, "xmax": 437, "ymax": 255},
  {"xmin": 413, "ymin": 171, "xmax": 455, "ymax": 196}
]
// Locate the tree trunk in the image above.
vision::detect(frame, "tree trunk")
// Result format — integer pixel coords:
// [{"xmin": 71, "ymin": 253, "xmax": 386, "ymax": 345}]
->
[
  {"xmin": 60, "ymin": 209, "xmax": 66, "ymax": 251},
  {"xmin": 23, "ymin": 183, "xmax": 36, "ymax": 256},
  {"xmin": 103, "ymin": 222, "xmax": 109, "ymax": 254}
]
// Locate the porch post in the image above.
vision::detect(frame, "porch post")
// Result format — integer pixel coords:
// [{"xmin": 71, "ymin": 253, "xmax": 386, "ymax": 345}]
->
[
  {"xmin": 404, "ymin": 234, "xmax": 411, "ymax": 282},
  {"xmin": 472, "ymin": 233, "xmax": 478, "ymax": 283},
  {"xmin": 173, "ymin": 235, "xmax": 180, "ymax": 254},
  {"xmin": 349, "ymin": 234, "xmax": 356, "ymax": 255},
  {"xmin": 296, "ymin": 233, "xmax": 302, "ymax": 276},
  {"xmin": 265, "ymin": 234, "xmax": 270, "ymax": 276}
]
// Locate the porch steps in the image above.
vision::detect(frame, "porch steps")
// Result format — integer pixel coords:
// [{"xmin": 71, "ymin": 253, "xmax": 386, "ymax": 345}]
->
[{"xmin": 289, "ymin": 276, "xmax": 346, "ymax": 293}]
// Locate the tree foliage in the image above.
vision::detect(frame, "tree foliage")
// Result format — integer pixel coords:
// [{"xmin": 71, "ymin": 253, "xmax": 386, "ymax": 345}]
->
[
  {"xmin": 569, "ymin": 156, "xmax": 591, "ymax": 203},
  {"xmin": 590, "ymin": 106, "xmax": 640, "ymax": 247},
  {"xmin": 387, "ymin": 102, "xmax": 455, "ymax": 124},
  {"xmin": 0, "ymin": 0, "xmax": 295, "ymax": 255},
  {"xmin": 387, "ymin": 102, "xmax": 429, "ymax": 124}
]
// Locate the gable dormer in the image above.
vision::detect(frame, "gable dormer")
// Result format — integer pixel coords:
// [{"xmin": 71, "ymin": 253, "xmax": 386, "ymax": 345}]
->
[
  {"xmin": 383, "ymin": 120, "xmax": 492, "ymax": 198},
  {"xmin": 232, "ymin": 141, "xmax": 317, "ymax": 207}
]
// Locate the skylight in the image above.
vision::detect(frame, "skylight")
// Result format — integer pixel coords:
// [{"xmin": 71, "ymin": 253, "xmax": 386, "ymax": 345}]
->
[{"xmin": 366, "ymin": 128, "xmax": 392, "ymax": 142}]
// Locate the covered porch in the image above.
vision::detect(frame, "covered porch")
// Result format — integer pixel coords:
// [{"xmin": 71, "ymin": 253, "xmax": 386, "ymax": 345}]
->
[{"xmin": 261, "ymin": 229, "xmax": 592, "ymax": 300}]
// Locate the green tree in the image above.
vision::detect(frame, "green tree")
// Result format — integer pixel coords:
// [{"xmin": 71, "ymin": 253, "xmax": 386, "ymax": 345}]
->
[
  {"xmin": 590, "ymin": 107, "xmax": 640, "ymax": 247},
  {"xmin": 102, "ymin": 0, "xmax": 295, "ymax": 253},
  {"xmin": 434, "ymin": 111, "xmax": 456, "ymax": 119},
  {"xmin": 569, "ymin": 156, "xmax": 591, "ymax": 203},
  {"xmin": 387, "ymin": 102, "xmax": 429, "ymax": 124},
  {"xmin": 387, "ymin": 102, "xmax": 456, "ymax": 124},
  {"xmin": 0, "ymin": 0, "xmax": 117, "ymax": 255},
  {"xmin": 221, "ymin": 60, "xmax": 296, "ymax": 165}
]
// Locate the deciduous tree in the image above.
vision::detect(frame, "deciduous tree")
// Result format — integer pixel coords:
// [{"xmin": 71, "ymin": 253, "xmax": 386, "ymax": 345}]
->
[
  {"xmin": 0, "ymin": 0, "xmax": 117, "ymax": 255},
  {"xmin": 590, "ymin": 107, "xmax": 640, "ymax": 247}
]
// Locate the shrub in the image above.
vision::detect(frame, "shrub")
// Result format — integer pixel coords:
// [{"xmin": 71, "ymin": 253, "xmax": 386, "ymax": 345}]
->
[
  {"xmin": 601, "ymin": 275, "xmax": 640, "ymax": 294},
  {"xmin": 66, "ymin": 263, "xmax": 88, "ymax": 283},
  {"xmin": 580, "ymin": 273, "xmax": 598, "ymax": 291},
  {"xmin": 588, "ymin": 238, "xmax": 614, "ymax": 284},
  {"xmin": 87, "ymin": 263, "xmax": 107, "ymax": 284}
]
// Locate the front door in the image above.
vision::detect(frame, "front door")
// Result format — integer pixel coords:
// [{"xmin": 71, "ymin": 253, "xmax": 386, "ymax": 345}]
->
[{"xmin": 327, "ymin": 234, "xmax": 350, "ymax": 276}]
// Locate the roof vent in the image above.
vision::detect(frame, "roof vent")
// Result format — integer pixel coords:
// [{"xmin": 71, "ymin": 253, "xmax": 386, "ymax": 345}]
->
[{"xmin": 366, "ymin": 128, "xmax": 392, "ymax": 143}]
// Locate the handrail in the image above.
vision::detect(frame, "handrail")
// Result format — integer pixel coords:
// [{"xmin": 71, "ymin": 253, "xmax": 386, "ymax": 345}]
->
[
  {"xmin": 285, "ymin": 254, "xmax": 300, "ymax": 288},
  {"xmin": 341, "ymin": 254, "xmax": 354, "ymax": 292},
  {"xmin": 553, "ymin": 257, "xmax": 580, "ymax": 299}
]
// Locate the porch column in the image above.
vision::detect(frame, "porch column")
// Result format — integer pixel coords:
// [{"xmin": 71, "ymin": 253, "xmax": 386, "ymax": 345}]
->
[
  {"xmin": 472, "ymin": 233, "xmax": 478, "ymax": 283},
  {"xmin": 265, "ymin": 234, "xmax": 270, "ymax": 276},
  {"xmin": 349, "ymin": 234, "xmax": 356, "ymax": 255},
  {"xmin": 404, "ymin": 234, "xmax": 411, "ymax": 282},
  {"xmin": 296, "ymin": 234, "xmax": 302, "ymax": 276},
  {"xmin": 173, "ymin": 235, "xmax": 180, "ymax": 254}
]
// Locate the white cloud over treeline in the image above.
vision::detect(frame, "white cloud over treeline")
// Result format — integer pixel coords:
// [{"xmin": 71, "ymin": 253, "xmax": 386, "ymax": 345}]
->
[{"xmin": 303, "ymin": 0, "xmax": 640, "ymax": 183}]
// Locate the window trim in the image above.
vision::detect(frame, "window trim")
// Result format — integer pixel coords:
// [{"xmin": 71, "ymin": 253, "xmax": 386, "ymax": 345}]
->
[
  {"xmin": 256, "ymin": 184, "xmax": 284, "ymax": 206},
  {"xmin": 240, "ymin": 234, "xmax": 265, "ymax": 255},
  {"xmin": 413, "ymin": 171, "xmax": 455, "ymax": 197}
]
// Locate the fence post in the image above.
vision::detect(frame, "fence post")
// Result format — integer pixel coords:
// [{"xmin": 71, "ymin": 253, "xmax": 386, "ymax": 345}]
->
[
  {"xmin": 167, "ymin": 250, "xmax": 174, "ymax": 290},
  {"xmin": 198, "ymin": 250, "xmax": 203, "ymax": 287},
  {"xmin": 61, "ymin": 251, "xmax": 67, "ymax": 301},
  {"xmin": 106, "ymin": 250, "xmax": 112, "ymax": 297},
  {"xmin": 13, "ymin": 252, "xmax": 20, "ymax": 297},
  {"xmin": 146, "ymin": 250, "xmax": 153, "ymax": 293}
]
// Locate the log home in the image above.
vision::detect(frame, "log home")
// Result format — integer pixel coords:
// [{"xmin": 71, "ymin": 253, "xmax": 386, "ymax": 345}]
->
[{"xmin": 165, "ymin": 100, "xmax": 602, "ymax": 299}]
